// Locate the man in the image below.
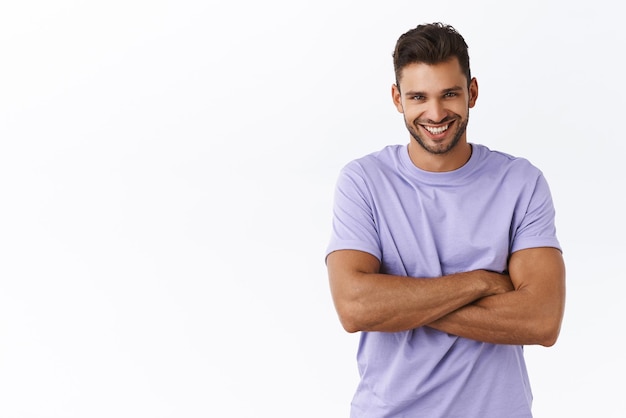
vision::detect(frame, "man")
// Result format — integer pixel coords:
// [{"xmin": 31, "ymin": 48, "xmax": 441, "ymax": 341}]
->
[{"xmin": 325, "ymin": 22, "xmax": 565, "ymax": 417}]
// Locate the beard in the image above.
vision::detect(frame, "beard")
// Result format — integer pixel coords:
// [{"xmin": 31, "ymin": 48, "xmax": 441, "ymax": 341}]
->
[{"xmin": 405, "ymin": 113, "xmax": 469, "ymax": 155}]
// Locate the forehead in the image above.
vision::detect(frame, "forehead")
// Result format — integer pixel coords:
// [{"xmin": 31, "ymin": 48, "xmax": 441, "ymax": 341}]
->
[{"xmin": 398, "ymin": 58, "xmax": 467, "ymax": 91}]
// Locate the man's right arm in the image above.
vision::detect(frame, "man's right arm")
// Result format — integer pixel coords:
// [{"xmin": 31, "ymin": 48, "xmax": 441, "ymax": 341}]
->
[{"xmin": 326, "ymin": 249, "xmax": 513, "ymax": 333}]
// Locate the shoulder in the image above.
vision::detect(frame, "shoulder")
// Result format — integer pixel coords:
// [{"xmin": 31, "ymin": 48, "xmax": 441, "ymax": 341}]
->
[
  {"xmin": 334, "ymin": 145, "xmax": 406, "ymax": 198},
  {"xmin": 474, "ymin": 144, "xmax": 543, "ymax": 178},
  {"xmin": 341, "ymin": 144, "xmax": 404, "ymax": 176}
]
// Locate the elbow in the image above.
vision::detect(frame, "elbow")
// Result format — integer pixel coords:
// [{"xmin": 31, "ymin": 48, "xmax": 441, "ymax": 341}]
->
[
  {"xmin": 336, "ymin": 304, "xmax": 365, "ymax": 333},
  {"xmin": 536, "ymin": 334, "xmax": 557, "ymax": 347},
  {"xmin": 533, "ymin": 319, "xmax": 562, "ymax": 347},
  {"xmin": 538, "ymin": 325, "xmax": 561, "ymax": 347},
  {"xmin": 334, "ymin": 296, "xmax": 378, "ymax": 333},
  {"xmin": 331, "ymin": 287, "xmax": 373, "ymax": 333},
  {"xmin": 536, "ymin": 304, "xmax": 565, "ymax": 347},
  {"xmin": 341, "ymin": 321, "xmax": 361, "ymax": 334}
]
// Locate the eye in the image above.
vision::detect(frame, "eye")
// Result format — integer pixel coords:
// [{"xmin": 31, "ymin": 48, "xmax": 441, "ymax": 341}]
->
[
  {"xmin": 444, "ymin": 91, "xmax": 457, "ymax": 98},
  {"xmin": 411, "ymin": 95, "xmax": 425, "ymax": 101}
]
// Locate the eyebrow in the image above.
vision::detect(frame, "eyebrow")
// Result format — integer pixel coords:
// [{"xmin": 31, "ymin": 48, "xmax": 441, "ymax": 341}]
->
[{"xmin": 403, "ymin": 86, "xmax": 464, "ymax": 97}]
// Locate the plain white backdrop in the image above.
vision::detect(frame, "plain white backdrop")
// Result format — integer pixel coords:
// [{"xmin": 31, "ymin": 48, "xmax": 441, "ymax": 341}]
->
[{"xmin": 0, "ymin": 1, "xmax": 623, "ymax": 417}]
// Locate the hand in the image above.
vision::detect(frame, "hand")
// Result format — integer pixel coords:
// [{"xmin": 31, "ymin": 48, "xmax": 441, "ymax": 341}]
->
[{"xmin": 480, "ymin": 270, "xmax": 514, "ymax": 296}]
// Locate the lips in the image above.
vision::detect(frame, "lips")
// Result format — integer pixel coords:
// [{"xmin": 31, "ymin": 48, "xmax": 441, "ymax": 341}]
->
[{"xmin": 422, "ymin": 124, "xmax": 450, "ymax": 135}]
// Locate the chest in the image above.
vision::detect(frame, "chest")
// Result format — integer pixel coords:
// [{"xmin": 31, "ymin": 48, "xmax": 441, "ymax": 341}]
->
[{"xmin": 370, "ymin": 181, "xmax": 517, "ymax": 277}]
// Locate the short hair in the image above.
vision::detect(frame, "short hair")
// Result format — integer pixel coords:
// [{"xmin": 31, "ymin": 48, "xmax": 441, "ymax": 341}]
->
[{"xmin": 392, "ymin": 22, "xmax": 471, "ymax": 88}]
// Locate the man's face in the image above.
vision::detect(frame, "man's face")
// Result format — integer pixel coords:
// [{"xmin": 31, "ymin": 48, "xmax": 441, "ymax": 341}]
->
[{"xmin": 392, "ymin": 58, "xmax": 478, "ymax": 155}]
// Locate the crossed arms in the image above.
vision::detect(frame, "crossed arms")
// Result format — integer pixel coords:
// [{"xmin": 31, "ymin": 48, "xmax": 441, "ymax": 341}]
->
[{"xmin": 326, "ymin": 246, "xmax": 565, "ymax": 346}]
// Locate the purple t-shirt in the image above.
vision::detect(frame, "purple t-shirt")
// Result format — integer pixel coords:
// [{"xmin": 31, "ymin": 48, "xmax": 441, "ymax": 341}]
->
[{"xmin": 326, "ymin": 143, "xmax": 560, "ymax": 418}]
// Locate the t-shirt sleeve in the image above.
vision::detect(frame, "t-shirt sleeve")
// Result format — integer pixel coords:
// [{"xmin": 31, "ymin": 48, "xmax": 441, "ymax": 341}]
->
[
  {"xmin": 510, "ymin": 173, "xmax": 562, "ymax": 254},
  {"xmin": 325, "ymin": 163, "xmax": 382, "ymax": 262}
]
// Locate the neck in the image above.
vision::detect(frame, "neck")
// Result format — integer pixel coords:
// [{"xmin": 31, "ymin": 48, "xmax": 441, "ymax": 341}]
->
[{"xmin": 407, "ymin": 140, "xmax": 472, "ymax": 172}]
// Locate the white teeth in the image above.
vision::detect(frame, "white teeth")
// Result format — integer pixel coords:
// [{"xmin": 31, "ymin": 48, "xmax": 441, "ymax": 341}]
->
[{"xmin": 424, "ymin": 124, "xmax": 449, "ymax": 135}]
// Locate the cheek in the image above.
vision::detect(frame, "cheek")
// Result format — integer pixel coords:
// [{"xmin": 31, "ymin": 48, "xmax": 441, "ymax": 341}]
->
[
  {"xmin": 402, "ymin": 105, "xmax": 422, "ymax": 120},
  {"xmin": 451, "ymin": 104, "xmax": 469, "ymax": 118}
]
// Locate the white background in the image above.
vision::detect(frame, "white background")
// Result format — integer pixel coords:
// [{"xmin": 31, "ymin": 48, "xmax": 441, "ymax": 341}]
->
[{"xmin": 0, "ymin": 1, "xmax": 623, "ymax": 417}]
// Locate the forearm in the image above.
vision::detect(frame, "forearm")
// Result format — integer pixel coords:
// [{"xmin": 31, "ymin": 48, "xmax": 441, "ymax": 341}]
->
[
  {"xmin": 327, "ymin": 250, "xmax": 513, "ymax": 333},
  {"xmin": 339, "ymin": 271, "xmax": 495, "ymax": 333},
  {"xmin": 427, "ymin": 290, "xmax": 544, "ymax": 345},
  {"xmin": 428, "ymin": 249, "xmax": 566, "ymax": 346}
]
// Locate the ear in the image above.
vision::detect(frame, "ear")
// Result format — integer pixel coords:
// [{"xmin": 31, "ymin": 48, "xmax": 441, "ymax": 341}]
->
[
  {"xmin": 468, "ymin": 77, "xmax": 478, "ymax": 108},
  {"xmin": 391, "ymin": 84, "xmax": 404, "ymax": 113}
]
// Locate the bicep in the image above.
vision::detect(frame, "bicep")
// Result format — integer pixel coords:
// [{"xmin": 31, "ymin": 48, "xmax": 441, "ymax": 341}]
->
[
  {"xmin": 326, "ymin": 250, "xmax": 381, "ymax": 332},
  {"xmin": 326, "ymin": 249, "xmax": 381, "ymax": 291},
  {"xmin": 509, "ymin": 247, "xmax": 566, "ymax": 329},
  {"xmin": 326, "ymin": 250, "xmax": 380, "ymax": 303},
  {"xmin": 509, "ymin": 247, "xmax": 565, "ymax": 292}
]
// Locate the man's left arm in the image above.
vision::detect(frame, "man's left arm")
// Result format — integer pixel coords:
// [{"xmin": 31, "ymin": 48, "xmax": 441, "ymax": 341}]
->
[{"xmin": 427, "ymin": 246, "xmax": 566, "ymax": 346}]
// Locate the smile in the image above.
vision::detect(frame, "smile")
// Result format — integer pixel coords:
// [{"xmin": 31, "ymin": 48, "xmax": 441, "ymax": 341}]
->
[{"xmin": 422, "ymin": 124, "xmax": 450, "ymax": 135}]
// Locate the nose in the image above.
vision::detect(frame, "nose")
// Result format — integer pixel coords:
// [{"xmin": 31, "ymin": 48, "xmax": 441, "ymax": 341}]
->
[{"xmin": 423, "ymin": 99, "xmax": 447, "ymax": 124}]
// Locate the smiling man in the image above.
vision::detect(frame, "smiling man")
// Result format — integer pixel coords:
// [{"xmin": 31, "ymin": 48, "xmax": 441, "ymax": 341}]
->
[
  {"xmin": 325, "ymin": 23, "xmax": 565, "ymax": 417},
  {"xmin": 395, "ymin": 59, "xmax": 476, "ymax": 170}
]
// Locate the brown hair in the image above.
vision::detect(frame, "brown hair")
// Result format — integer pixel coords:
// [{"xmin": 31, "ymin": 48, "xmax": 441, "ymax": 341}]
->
[{"xmin": 392, "ymin": 22, "xmax": 471, "ymax": 89}]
